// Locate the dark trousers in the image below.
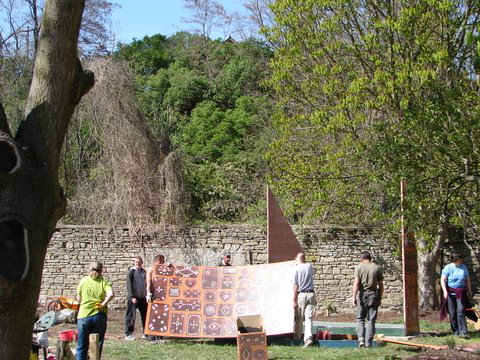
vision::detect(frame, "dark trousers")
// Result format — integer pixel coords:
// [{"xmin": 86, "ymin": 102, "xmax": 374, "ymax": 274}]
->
[
  {"xmin": 125, "ymin": 297, "xmax": 147, "ymax": 336},
  {"xmin": 447, "ymin": 293, "xmax": 467, "ymax": 335}
]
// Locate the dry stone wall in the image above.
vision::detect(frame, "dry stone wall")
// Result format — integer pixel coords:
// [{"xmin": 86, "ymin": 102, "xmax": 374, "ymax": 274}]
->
[{"xmin": 40, "ymin": 225, "xmax": 405, "ymax": 312}]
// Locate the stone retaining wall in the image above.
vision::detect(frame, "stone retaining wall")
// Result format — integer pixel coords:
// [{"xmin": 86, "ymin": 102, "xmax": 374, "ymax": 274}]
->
[{"xmin": 40, "ymin": 224, "xmax": 408, "ymax": 313}]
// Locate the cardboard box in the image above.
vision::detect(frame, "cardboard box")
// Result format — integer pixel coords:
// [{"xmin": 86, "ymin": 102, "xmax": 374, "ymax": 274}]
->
[{"xmin": 236, "ymin": 315, "xmax": 267, "ymax": 360}]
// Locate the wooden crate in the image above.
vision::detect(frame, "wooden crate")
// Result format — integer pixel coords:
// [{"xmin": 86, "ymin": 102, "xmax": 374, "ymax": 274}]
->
[{"xmin": 236, "ymin": 315, "xmax": 267, "ymax": 360}]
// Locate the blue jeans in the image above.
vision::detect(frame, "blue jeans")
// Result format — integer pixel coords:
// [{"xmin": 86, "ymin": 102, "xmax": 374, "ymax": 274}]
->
[
  {"xmin": 76, "ymin": 312, "xmax": 107, "ymax": 360},
  {"xmin": 447, "ymin": 294, "xmax": 467, "ymax": 335}
]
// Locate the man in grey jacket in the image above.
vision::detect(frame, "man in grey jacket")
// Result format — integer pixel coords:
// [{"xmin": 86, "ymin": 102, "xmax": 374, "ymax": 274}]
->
[{"xmin": 124, "ymin": 256, "xmax": 147, "ymax": 340}]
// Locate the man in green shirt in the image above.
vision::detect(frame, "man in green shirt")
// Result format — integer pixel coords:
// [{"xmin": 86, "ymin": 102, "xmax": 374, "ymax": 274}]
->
[
  {"xmin": 352, "ymin": 251, "xmax": 383, "ymax": 348},
  {"xmin": 76, "ymin": 262, "xmax": 114, "ymax": 360}
]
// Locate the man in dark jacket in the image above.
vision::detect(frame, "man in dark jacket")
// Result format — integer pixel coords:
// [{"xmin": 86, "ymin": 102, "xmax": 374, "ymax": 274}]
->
[{"xmin": 124, "ymin": 256, "xmax": 147, "ymax": 340}]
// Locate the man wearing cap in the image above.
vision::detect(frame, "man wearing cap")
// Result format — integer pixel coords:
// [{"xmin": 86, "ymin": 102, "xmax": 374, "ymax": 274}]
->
[
  {"xmin": 293, "ymin": 252, "xmax": 316, "ymax": 347},
  {"xmin": 76, "ymin": 262, "xmax": 114, "ymax": 360},
  {"xmin": 352, "ymin": 251, "xmax": 384, "ymax": 348}
]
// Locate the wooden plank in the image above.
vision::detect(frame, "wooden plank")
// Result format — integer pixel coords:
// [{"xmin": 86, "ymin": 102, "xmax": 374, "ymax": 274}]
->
[
  {"xmin": 267, "ymin": 188, "xmax": 303, "ymax": 263},
  {"xmin": 88, "ymin": 333, "xmax": 100, "ymax": 360},
  {"xmin": 55, "ymin": 340, "xmax": 75, "ymax": 360}
]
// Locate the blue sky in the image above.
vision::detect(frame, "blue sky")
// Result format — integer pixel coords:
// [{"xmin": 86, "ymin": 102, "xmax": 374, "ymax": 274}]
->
[{"xmin": 112, "ymin": 1, "xmax": 248, "ymax": 44}]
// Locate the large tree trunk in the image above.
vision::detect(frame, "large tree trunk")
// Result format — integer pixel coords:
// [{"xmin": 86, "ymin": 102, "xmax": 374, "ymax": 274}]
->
[
  {"xmin": 0, "ymin": 0, "xmax": 93, "ymax": 359},
  {"xmin": 418, "ymin": 226, "xmax": 447, "ymax": 310}
]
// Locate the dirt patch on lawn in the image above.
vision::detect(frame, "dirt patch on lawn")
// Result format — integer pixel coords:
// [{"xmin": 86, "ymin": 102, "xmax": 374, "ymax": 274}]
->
[{"xmin": 405, "ymin": 349, "xmax": 480, "ymax": 359}]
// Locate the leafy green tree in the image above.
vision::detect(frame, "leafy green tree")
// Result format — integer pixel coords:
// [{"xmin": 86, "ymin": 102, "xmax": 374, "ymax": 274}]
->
[
  {"xmin": 266, "ymin": 0, "xmax": 480, "ymax": 308},
  {"xmin": 115, "ymin": 33, "xmax": 273, "ymax": 223},
  {"xmin": 115, "ymin": 34, "xmax": 172, "ymax": 76},
  {"xmin": 164, "ymin": 64, "xmax": 210, "ymax": 114}
]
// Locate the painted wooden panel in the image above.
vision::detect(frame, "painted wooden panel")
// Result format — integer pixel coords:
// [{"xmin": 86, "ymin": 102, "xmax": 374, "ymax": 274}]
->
[
  {"xmin": 267, "ymin": 188, "xmax": 303, "ymax": 263},
  {"xmin": 237, "ymin": 332, "xmax": 267, "ymax": 360},
  {"xmin": 145, "ymin": 261, "xmax": 295, "ymax": 338}
]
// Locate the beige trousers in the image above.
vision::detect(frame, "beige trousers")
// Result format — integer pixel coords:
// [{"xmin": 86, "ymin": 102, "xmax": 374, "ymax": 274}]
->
[{"xmin": 294, "ymin": 292, "xmax": 316, "ymax": 343}]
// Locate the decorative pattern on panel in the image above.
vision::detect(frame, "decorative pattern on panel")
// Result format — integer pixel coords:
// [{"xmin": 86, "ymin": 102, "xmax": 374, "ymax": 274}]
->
[
  {"xmin": 145, "ymin": 262, "xmax": 295, "ymax": 338},
  {"xmin": 237, "ymin": 333, "xmax": 268, "ymax": 360}
]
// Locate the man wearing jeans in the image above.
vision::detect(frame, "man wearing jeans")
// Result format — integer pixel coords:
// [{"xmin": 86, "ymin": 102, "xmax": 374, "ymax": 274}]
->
[
  {"xmin": 76, "ymin": 262, "xmax": 114, "ymax": 360},
  {"xmin": 352, "ymin": 251, "xmax": 384, "ymax": 348},
  {"xmin": 293, "ymin": 252, "xmax": 316, "ymax": 347}
]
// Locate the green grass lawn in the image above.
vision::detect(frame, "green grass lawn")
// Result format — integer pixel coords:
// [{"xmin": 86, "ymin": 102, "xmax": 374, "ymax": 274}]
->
[
  {"xmin": 102, "ymin": 340, "xmax": 422, "ymax": 360},
  {"xmin": 100, "ymin": 320, "xmax": 480, "ymax": 359}
]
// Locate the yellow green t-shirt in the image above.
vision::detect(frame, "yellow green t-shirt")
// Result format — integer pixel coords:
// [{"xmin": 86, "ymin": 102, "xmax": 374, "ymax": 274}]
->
[{"xmin": 77, "ymin": 275, "xmax": 112, "ymax": 319}]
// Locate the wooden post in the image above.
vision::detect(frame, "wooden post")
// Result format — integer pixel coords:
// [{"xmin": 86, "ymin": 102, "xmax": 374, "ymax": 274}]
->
[
  {"xmin": 55, "ymin": 340, "xmax": 75, "ymax": 360},
  {"xmin": 401, "ymin": 180, "xmax": 420, "ymax": 335},
  {"xmin": 88, "ymin": 333, "xmax": 100, "ymax": 360}
]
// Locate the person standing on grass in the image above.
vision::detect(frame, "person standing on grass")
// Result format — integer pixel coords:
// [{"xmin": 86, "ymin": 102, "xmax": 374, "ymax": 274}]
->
[
  {"xmin": 352, "ymin": 251, "xmax": 384, "ymax": 348},
  {"xmin": 146, "ymin": 254, "xmax": 168, "ymax": 302},
  {"xmin": 293, "ymin": 252, "xmax": 316, "ymax": 348},
  {"xmin": 146, "ymin": 254, "xmax": 171, "ymax": 342},
  {"xmin": 440, "ymin": 253, "xmax": 472, "ymax": 338},
  {"xmin": 76, "ymin": 262, "xmax": 114, "ymax": 360},
  {"xmin": 124, "ymin": 256, "xmax": 147, "ymax": 341}
]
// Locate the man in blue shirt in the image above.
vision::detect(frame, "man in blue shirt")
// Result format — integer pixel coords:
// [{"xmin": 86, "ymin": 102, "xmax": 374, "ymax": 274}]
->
[{"xmin": 440, "ymin": 253, "xmax": 472, "ymax": 337}]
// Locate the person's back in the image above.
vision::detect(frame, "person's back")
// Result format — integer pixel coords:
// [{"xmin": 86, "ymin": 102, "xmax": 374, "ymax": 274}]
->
[
  {"xmin": 352, "ymin": 252, "xmax": 383, "ymax": 348},
  {"xmin": 76, "ymin": 262, "xmax": 114, "ymax": 360},
  {"xmin": 293, "ymin": 253, "xmax": 316, "ymax": 347},
  {"xmin": 294, "ymin": 262, "xmax": 314, "ymax": 292},
  {"xmin": 355, "ymin": 262, "xmax": 382, "ymax": 293}
]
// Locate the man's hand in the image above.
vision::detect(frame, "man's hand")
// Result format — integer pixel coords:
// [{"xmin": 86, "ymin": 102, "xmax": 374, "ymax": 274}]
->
[
  {"xmin": 132, "ymin": 297, "xmax": 137, "ymax": 304},
  {"xmin": 293, "ymin": 300, "xmax": 298, "ymax": 309},
  {"xmin": 443, "ymin": 290, "xmax": 448, "ymax": 299},
  {"xmin": 352, "ymin": 297, "xmax": 357, "ymax": 307},
  {"xmin": 146, "ymin": 293, "xmax": 152, "ymax": 303}
]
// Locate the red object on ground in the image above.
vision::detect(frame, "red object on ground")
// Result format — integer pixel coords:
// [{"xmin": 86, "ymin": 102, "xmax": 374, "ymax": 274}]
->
[
  {"xmin": 315, "ymin": 330, "xmax": 331, "ymax": 340},
  {"xmin": 58, "ymin": 330, "xmax": 77, "ymax": 342}
]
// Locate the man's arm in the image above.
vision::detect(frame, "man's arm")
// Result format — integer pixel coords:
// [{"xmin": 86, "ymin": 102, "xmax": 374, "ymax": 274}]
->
[
  {"xmin": 146, "ymin": 268, "xmax": 153, "ymax": 302},
  {"xmin": 126, "ymin": 269, "xmax": 134, "ymax": 300},
  {"xmin": 378, "ymin": 280, "xmax": 384, "ymax": 304},
  {"xmin": 76, "ymin": 279, "xmax": 82, "ymax": 304},
  {"xmin": 467, "ymin": 275, "xmax": 472, "ymax": 297},
  {"xmin": 101, "ymin": 287, "xmax": 114, "ymax": 308},
  {"xmin": 440, "ymin": 274, "xmax": 448, "ymax": 298},
  {"xmin": 293, "ymin": 283, "xmax": 298, "ymax": 308},
  {"xmin": 352, "ymin": 277, "xmax": 359, "ymax": 307}
]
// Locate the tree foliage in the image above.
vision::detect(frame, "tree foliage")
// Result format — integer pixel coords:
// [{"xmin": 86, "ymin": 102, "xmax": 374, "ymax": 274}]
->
[
  {"xmin": 116, "ymin": 33, "xmax": 273, "ymax": 222},
  {"xmin": 266, "ymin": 0, "xmax": 480, "ymax": 235}
]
